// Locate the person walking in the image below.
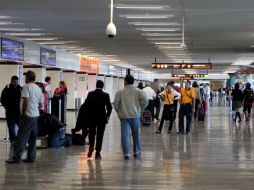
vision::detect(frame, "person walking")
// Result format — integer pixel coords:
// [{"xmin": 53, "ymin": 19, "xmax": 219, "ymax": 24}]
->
[
  {"xmin": 192, "ymin": 81, "xmax": 201, "ymax": 121},
  {"xmin": 85, "ymin": 80, "xmax": 112, "ymax": 160},
  {"xmin": 178, "ymin": 80, "xmax": 196, "ymax": 135},
  {"xmin": 151, "ymin": 79, "xmax": 161, "ymax": 121},
  {"xmin": 231, "ymin": 83, "xmax": 243, "ymax": 122},
  {"xmin": 114, "ymin": 75, "xmax": 148, "ymax": 160},
  {"xmin": 6, "ymin": 70, "xmax": 44, "ymax": 164},
  {"xmin": 155, "ymin": 82, "xmax": 180, "ymax": 134},
  {"xmin": 203, "ymin": 83, "xmax": 210, "ymax": 111},
  {"xmin": 242, "ymin": 83, "xmax": 254, "ymax": 121},
  {"xmin": 1, "ymin": 76, "xmax": 22, "ymax": 143},
  {"xmin": 142, "ymin": 82, "xmax": 156, "ymax": 122}
]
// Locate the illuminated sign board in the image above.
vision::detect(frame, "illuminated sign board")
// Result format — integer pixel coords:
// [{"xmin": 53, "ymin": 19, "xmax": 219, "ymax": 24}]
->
[
  {"xmin": 151, "ymin": 63, "xmax": 212, "ymax": 69},
  {"xmin": 171, "ymin": 74, "xmax": 207, "ymax": 78}
]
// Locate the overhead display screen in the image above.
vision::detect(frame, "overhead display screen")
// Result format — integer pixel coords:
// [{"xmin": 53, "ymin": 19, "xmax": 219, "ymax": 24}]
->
[
  {"xmin": 40, "ymin": 47, "xmax": 56, "ymax": 66},
  {"xmin": 1, "ymin": 38, "xmax": 24, "ymax": 61},
  {"xmin": 151, "ymin": 63, "xmax": 213, "ymax": 70}
]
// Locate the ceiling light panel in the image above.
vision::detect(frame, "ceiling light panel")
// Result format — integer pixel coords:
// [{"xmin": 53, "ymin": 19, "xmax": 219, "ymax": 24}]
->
[
  {"xmin": 115, "ymin": 5, "xmax": 170, "ymax": 10},
  {"xmin": 120, "ymin": 14, "xmax": 174, "ymax": 19},
  {"xmin": 142, "ymin": 33, "xmax": 181, "ymax": 37},
  {"xmin": 5, "ymin": 32, "xmax": 47, "ymax": 36},
  {"xmin": 128, "ymin": 22, "xmax": 179, "ymax": 26},
  {"xmin": 147, "ymin": 38, "xmax": 181, "ymax": 41},
  {"xmin": 24, "ymin": 37, "xmax": 59, "ymax": 41},
  {"xmin": 137, "ymin": 27, "xmax": 180, "ymax": 32}
]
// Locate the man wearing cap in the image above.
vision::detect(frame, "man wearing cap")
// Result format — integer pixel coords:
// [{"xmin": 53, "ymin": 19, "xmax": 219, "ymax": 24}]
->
[
  {"xmin": 6, "ymin": 70, "xmax": 44, "ymax": 164},
  {"xmin": 178, "ymin": 80, "xmax": 195, "ymax": 135}
]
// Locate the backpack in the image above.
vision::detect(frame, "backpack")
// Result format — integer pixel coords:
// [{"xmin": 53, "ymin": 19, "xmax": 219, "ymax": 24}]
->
[
  {"xmin": 142, "ymin": 110, "xmax": 152, "ymax": 126},
  {"xmin": 245, "ymin": 89, "xmax": 254, "ymax": 103}
]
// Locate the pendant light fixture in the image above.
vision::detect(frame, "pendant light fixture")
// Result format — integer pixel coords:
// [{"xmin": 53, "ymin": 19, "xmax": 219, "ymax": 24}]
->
[{"xmin": 180, "ymin": 16, "xmax": 186, "ymax": 48}]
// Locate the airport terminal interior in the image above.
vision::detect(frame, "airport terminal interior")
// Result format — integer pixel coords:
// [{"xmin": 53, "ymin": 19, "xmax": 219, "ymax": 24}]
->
[{"xmin": 0, "ymin": 0, "xmax": 254, "ymax": 189}]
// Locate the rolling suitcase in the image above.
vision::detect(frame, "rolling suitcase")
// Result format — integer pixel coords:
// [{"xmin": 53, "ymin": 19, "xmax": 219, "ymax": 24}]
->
[{"xmin": 142, "ymin": 110, "xmax": 152, "ymax": 126}]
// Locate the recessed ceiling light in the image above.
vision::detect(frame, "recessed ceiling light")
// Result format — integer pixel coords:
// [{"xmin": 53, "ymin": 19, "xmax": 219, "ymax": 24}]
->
[
  {"xmin": 115, "ymin": 5, "xmax": 170, "ymax": 10},
  {"xmin": 128, "ymin": 22, "xmax": 179, "ymax": 26},
  {"xmin": 120, "ymin": 14, "xmax": 174, "ymax": 19},
  {"xmin": 137, "ymin": 28, "xmax": 180, "ymax": 32}
]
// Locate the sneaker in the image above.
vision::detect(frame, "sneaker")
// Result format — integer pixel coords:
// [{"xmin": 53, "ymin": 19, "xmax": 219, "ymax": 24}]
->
[
  {"xmin": 155, "ymin": 130, "xmax": 161, "ymax": 134},
  {"xmin": 134, "ymin": 151, "xmax": 141, "ymax": 158},
  {"xmin": 124, "ymin": 156, "xmax": 130, "ymax": 160},
  {"xmin": 5, "ymin": 158, "xmax": 20, "ymax": 164},
  {"xmin": 22, "ymin": 159, "xmax": 35, "ymax": 163}
]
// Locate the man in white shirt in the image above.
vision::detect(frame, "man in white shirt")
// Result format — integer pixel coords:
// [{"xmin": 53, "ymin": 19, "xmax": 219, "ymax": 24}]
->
[
  {"xmin": 142, "ymin": 82, "xmax": 156, "ymax": 122},
  {"xmin": 6, "ymin": 70, "xmax": 44, "ymax": 164}
]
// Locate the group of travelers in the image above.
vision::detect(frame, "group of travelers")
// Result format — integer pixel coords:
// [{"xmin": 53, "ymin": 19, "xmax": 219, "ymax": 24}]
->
[
  {"xmin": 230, "ymin": 82, "xmax": 254, "ymax": 122},
  {"xmin": 0, "ymin": 70, "xmax": 69, "ymax": 163},
  {"xmin": 1, "ymin": 70, "xmax": 217, "ymax": 163}
]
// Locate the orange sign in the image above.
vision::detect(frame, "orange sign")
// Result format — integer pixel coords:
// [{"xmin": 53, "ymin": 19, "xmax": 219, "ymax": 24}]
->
[{"xmin": 80, "ymin": 56, "xmax": 100, "ymax": 74}]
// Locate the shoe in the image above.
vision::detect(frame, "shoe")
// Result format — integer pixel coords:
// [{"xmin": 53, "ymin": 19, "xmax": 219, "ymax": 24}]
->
[
  {"xmin": 124, "ymin": 156, "xmax": 130, "ymax": 160},
  {"xmin": 185, "ymin": 132, "xmax": 190, "ymax": 135},
  {"xmin": 87, "ymin": 150, "xmax": 93, "ymax": 158},
  {"xmin": 22, "ymin": 159, "xmax": 35, "ymax": 163},
  {"xmin": 155, "ymin": 130, "xmax": 161, "ymax": 134},
  {"xmin": 238, "ymin": 119, "xmax": 242, "ymax": 122},
  {"xmin": 71, "ymin": 128, "xmax": 76, "ymax": 134},
  {"xmin": 95, "ymin": 153, "xmax": 101, "ymax": 160},
  {"xmin": 177, "ymin": 132, "xmax": 185, "ymax": 135},
  {"xmin": 168, "ymin": 131, "xmax": 171, "ymax": 134},
  {"xmin": 134, "ymin": 152, "xmax": 141, "ymax": 158},
  {"xmin": 5, "ymin": 158, "xmax": 20, "ymax": 164},
  {"xmin": 233, "ymin": 119, "xmax": 236, "ymax": 122},
  {"xmin": 246, "ymin": 118, "xmax": 250, "ymax": 121}
]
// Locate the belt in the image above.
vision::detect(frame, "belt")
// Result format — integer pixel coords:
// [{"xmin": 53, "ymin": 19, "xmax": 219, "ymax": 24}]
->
[{"xmin": 181, "ymin": 103, "xmax": 192, "ymax": 105}]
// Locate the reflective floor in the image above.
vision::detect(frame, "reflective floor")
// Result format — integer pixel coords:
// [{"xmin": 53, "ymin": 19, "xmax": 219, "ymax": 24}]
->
[{"xmin": 0, "ymin": 101, "xmax": 254, "ymax": 189}]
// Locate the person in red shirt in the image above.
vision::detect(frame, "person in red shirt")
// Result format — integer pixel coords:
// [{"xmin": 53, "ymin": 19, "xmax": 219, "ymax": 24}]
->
[{"xmin": 54, "ymin": 81, "xmax": 67, "ymax": 97}]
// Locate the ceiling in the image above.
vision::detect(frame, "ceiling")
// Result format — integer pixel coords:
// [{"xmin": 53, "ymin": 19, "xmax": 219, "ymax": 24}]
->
[{"xmin": 0, "ymin": 0, "xmax": 253, "ymax": 74}]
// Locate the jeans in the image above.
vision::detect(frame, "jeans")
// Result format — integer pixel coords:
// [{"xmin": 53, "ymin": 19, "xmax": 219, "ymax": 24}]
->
[
  {"xmin": 120, "ymin": 118, "xmax": 141, "ymax": 157},
  {"xmin": 49, "ymin": 128, "xmax": 66, "ymax": 148},
  {"xmin": 88, "ymin": 123, "xmax": 106, "ymax": 154},
  {"xmin": 178, "ymin": 104, "xmax": 193, "ymax": 134},
  {"xmin": 6, "ymin": 110, "xmax": 20, "ymax": 142},
  {"xmin": 14, "ymin": 116, "xmax": 38, "ymax": 161},
  {"xmin": 158, "ymin": 104, "xmax": 174, "ymax": 132}
]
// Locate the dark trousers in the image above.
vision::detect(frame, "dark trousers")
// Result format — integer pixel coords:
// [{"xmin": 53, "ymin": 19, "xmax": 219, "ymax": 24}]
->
[
  {"xmin": 158, "ymin": 104, "xmax": 174, "ymax": 132},
  {"xmin": 173, "ymin": 100, "xmax": 178, "ymax": 121},
  {"xmin": 193, "ymin": 99, "xmax": 200, "ymax": 119},
  {"xmin": 179, "ymin": 104, "xmax": 193, "ymax": 134},
  {"xmin": 6, "ymin": 111, "xmax": 20, "ymax": 142},
  {"xmin": 14, "ymin": 116, "xmax": 38, "ymax": 161},
  {"xmin": 88, "ymin": 123, "xmax": 106, "ymax": 154},
  {"xmin": 154, "ymin": 101, "xmax": 161, "ymax": 119},
  {"xmin": 145, "ymin": 100, "xmax": 155, "ymax": 120}
]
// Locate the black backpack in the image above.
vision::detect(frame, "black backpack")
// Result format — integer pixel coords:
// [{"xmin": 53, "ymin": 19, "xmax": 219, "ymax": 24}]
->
[{"xmin": 245, "ymin": 89, "xmax": 254, "ymax": 103}]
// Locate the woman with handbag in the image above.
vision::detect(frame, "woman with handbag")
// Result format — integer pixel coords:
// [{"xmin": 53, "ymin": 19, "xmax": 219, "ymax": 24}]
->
[{"xmin": 155, "ymin": 82, "xmax": 181, "ymax": 134}]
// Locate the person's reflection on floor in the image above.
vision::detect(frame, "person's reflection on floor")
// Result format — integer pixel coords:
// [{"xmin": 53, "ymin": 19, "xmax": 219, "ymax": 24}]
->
[
  {"xmin": 87, "ymin": 160, "xmax": 104, "ymax": 186},
  {"xmin": 121, "ymin": 160, "xmax": 141, "ymax": 187}
]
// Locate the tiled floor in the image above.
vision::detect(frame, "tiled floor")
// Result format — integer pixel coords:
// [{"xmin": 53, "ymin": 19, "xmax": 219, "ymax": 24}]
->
[{"xmin": 0, "ymin": 101, "xmax": 254, "ymax": 189}]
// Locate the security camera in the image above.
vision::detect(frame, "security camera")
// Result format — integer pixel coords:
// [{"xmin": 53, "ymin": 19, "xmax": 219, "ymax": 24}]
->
[{"xmin": 106, "ymin": 22, "xmax": 116, "ymax": 38}]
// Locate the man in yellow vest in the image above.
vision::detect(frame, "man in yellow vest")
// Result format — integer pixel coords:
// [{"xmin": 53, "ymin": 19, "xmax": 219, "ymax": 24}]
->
[
  {"xmin": 178, "ymin": 80, "xmax": 195, "ymax": 134},
  {"xmin": 155, "ymin": 82, "xmax": 181, "ymax": 134}
]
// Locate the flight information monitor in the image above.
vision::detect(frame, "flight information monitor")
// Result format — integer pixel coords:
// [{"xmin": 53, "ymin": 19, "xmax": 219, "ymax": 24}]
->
[
  {"xmin": 1, "ymin": 38, "xmax": 24, "ymax": 61},
  {"xmin": 40, "ymin": 47, "xmax": 56, "ymax": 66}
]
